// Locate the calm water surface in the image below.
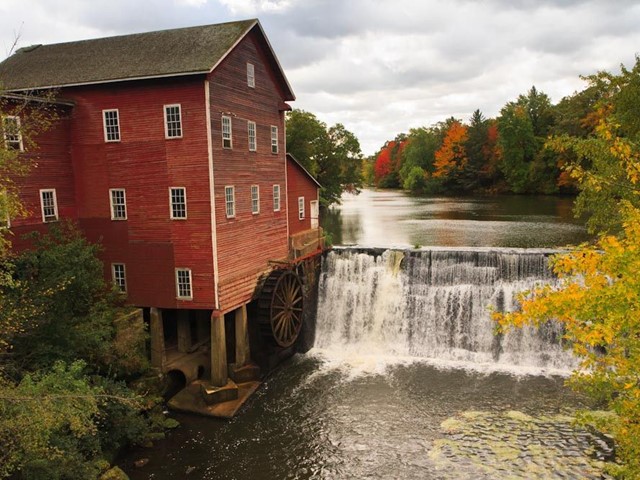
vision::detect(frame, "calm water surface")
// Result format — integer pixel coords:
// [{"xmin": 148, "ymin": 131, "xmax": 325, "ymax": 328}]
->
[{"xmin": 323, "ymin": 190, "xmax": 591, "ymax": 248}]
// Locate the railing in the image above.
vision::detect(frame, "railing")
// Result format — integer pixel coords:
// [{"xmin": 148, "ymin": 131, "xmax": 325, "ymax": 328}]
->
[{"xmin": 289, "ymin": 227, "xmax": 324, "ymax": 259}]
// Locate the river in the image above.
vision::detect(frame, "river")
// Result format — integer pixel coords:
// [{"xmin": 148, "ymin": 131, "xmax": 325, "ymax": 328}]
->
[
  {"xmin": 120, "ymin": 191, "xmax": 608, "ymax": 479},
  {"xmin": 322, "ymin": 189, "xmax": 590, "ymax": 248}
]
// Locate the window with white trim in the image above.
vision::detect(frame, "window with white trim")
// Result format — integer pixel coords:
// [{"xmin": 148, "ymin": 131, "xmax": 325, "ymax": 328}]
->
[
  {"xmin": 222, "ymin": 116, "xmax": 232, "ymax": 148},
  {"xmin": 247, "ymin": 63, "xmax": 255, "ymax": 88},
  {"xmin": 176, "ymin": 268, "xmax": 193, "ymax": 300},
  {"xmin": 164, "ymin": 104, "xmax": 182, "ymax": 138},
  {"xmin": 112, "ymin": 263, "xmax": 127, "ymax": 293},
  {"xmin": 109, "ymin": 188, "xmax": 127, "ymax": 220},
  {"xmin": 40, "ymin": 189, "xmax": 58, "ymax": 223},
  {"xmin": 169, "ymin": 187, "xmax": 187, "ymax": 219},
  {"xmin": 3, "ymin": 116, "xmax": 23, "ymax": 151},
  {"xmin": 248, "ymin": 121, "xmax": 256, "ymax": 151},
  {"xmin": 103, "ymin": 109, "xmax": 120, "ymax": 142},
  {"xmin": 251, "ymin": 185, "xmax": 259, "ymax": 214},
  {"xmin": 225, "ymin": 186, "xmax": 235, "ymax": 218},
  {"xmin": 298, "ymin": 196, "xmax": 305, "ymax": 220},
  {"xmin": 273, "ymin": 184, "xmax": 280, "ymax": 212},
  {"xmin": 271, "ymin": 125, "xmax": 278, "ymax": 154}
]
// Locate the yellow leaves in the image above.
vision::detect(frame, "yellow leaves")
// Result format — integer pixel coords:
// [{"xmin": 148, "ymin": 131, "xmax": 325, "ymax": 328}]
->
[{"xmin": 497, "ymin": 202, "xmax": 640, "ymax": 477}]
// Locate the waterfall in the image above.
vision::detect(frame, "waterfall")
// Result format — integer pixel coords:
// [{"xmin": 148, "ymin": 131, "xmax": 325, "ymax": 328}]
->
[{"xmin": 313, "ymin": 247, "xmax": 577, "ymax": 374}]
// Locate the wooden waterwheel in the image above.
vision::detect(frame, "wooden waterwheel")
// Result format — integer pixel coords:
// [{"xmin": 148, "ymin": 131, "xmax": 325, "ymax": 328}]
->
[{"xmin": 257, "ymin": 269, "xmax": 304, "ymax": 348}]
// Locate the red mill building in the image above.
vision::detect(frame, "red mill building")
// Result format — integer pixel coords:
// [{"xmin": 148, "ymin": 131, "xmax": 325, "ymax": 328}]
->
[{"xmin": 0, "ymin": 19, "xmax": 323, "ymax": 415}]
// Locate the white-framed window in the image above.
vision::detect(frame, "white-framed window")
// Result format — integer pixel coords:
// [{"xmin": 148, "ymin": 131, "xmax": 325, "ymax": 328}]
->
[
  {"xmin": 3, "ymin": 115, "xmax": 23, "ymax": 151},
  {"xmin": 0, "ymin": 191, "xmax": 10, "ymax": 228},
  {"xmin": 225, "ymin": 186, "xmax": 235, "ymax": 218},
  {"xmin": 271, "ymin": 125, "xmax": 278, "ymax": 154},
  {"xmin": 273, "ymin": 184, "xmax": 280, "ymax": 212},
  {"xmin": 247, "ymin": 62, "xmax": 255, "ymax": 88},
  {"xmin": 251, "ymin": 185, "xmax": 259, "ymax": 214},
  {"xmin": 164, "ymin": 104, "xmax": 182, "ymax": 138},
  {"xmin": 298, "ymin": 196, "xmax": 305, "ymax": 220},
  {"xmin": 103, "ymin": 109, "xmax": 120, "ymax": 142},
  {"xmin": 176, "ymin": 268, "xmax": 193, "ymax": 300},
  {"xmin": 112, "ymin": 263, "xmax": 127, "ymax": 293},
  {"xmin": 40, "ymin": 189, "xmax": 58, "ymax": 223},
  {"xmin": 248, "ymin": 121, "xmax": 256, "ymax": 151},
  {"xmin": 109, "ymin": 188, "xmax": 127, "ymax": 220},
  {"xmin": 222, "ymin": 115, "xmax": 232, "ymax": 148},
  {"xmin": 169, "ymin": 187, "xmax": 187, "ymax": 219}
]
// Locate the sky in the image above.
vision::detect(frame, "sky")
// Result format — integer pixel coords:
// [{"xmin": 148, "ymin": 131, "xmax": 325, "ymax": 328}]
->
[{"xmin": 1, "ymin": 0, "xmax": 639, "ymax": 156}]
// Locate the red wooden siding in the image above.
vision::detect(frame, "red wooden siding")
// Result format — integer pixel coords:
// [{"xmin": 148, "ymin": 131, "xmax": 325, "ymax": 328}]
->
[
  {"xmin": 286, "ymin": 159, "xmax": 319, "ymax": 236},
  {"xmin": 209, "ymin": 30, "xmax": 289, "ymax": 313},
  {"xmin": 64, "ymin": 77, "xmax": 215, "ymax": 309},
  {"xmin": 8, "ymin": 107, "xmax": 76, "ymax": 229}
]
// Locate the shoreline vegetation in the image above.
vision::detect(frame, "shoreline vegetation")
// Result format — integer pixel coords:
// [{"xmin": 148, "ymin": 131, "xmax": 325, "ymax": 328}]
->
[{"xmin": 360, "ymin": 58, "xmax": 640, "ymax": 239}]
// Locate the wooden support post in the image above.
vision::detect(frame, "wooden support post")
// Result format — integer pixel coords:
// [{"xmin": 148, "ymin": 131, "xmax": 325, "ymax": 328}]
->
[
  {"xmin": 177, "ymin": 310, "xmax": 192, "ymax": 353},
  {"xmin": 149, "ymin": 307, "xmax": 165, "ymax": 369},
  {"xmin": 196, "ymin": 310, "xmax": 210, "ymax": 344},
  {"xmin": 210, "ymin": 311, "xmax": 228, "ymax": 387},
  {"xmin": 235, "ymin": 304, "xmax": 250, "ymax": 367}
]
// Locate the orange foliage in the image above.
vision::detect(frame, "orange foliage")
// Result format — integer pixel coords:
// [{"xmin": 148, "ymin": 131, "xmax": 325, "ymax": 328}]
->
[{"xmin": 433, "ymin": 122, "xmax": 468, "ymax": 178}]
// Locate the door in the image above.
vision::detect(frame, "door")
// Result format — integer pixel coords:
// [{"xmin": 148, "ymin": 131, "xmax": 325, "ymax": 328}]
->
[{"xmin": 310, "ymin": 200, "xmax": 319, "ymax": 229}]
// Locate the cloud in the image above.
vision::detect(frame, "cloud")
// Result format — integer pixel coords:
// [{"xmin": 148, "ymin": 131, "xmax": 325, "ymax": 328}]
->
[{"xmin": 1, "ymin": 0, "xmax": 639, "ymax": 155}]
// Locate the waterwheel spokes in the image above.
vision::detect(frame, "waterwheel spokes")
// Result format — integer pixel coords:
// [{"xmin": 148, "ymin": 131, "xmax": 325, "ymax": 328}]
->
[{"xmin": 269, "ymin": 270, "xmax": 304, "ymax": 347}]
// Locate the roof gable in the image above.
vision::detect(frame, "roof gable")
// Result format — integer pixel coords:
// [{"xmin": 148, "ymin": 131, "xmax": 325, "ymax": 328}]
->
[
  {"xmin": 287, "ymin": 153, "xmax": 321, "ymax": 188},
  {"xmin": 0, "ymin": 19, "xmax": 294, "ymax": 100}
]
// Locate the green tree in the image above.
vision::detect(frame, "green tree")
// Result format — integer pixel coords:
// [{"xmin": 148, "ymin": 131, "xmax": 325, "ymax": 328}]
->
[
  {"xmin": 550, "ymin": 57, "xmax": 640, "ymax": 234},
  {"xmin": 1, "ymin": 223, "xmax": 146, "ymax": 377},
  {"xmin": 286, "ymin": 109, "xmax": 363, "ymax": 206},
  {"xmin": 497, "ymin": 87, "xmax": 557, "ymax": 193},
  {"xmin": 464, "ymin": 109, "xmax": 489, "ymax": 190},
  {"xmin": 399, "ymin": 127, "xmax": 439, "ymax": 183},
  {"xmin": 0, "ymin": 361, "xmax": 145, "ymax": 479}
]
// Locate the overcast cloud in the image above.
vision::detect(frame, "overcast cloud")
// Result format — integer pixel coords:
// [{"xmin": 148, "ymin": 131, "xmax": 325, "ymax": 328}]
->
[{"xmin": 1, "ymin": 0, "xmax": 638, "ymax": 155}]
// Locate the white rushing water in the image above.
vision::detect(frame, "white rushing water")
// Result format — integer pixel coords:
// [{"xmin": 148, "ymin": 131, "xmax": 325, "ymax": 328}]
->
[{"xmin": 312, "ymin": 247, "xmax": 578, "ymax": 376}]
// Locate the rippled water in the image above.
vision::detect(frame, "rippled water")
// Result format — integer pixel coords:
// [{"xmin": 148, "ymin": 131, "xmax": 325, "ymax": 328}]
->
[
  {"xmin": 323, "ymin": 190, "xmax": 591, "ymax": 248},
  {"xmin": 121, "ymin": 356, "xmax": 607, "ymax": 479}
]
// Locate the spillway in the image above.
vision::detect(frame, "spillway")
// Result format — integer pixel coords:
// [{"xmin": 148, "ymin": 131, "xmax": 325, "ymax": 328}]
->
[{"xmin": 314, "ymin": 247, "xmax": 576, "ymax": 374}]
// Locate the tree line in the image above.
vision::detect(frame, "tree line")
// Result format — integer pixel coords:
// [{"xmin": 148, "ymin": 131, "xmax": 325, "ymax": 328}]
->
[{"xmin": 366, "ymin": 81, "xmax": 605, "ymax": 197}]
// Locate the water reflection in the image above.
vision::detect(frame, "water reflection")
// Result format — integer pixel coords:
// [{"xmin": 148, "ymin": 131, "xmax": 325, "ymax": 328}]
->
[{"xmin": 323, "ymin": 189, "xmax": 591, "ymax": 248}]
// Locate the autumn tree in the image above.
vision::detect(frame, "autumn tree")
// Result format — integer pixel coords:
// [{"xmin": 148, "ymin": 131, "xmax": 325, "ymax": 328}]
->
[
  {"xmin": 496, "ymin": 59, "xmax": 640, "ymax": 478},
  {"xmin": 433, "ymin": 120, "xmax": 468, "ymax": 190},
  {"xmin": 286, "ymin": 109, "xmax": 363, "ymax": 206},
  {"xmin": 551, "ymin": 57, "xmax": 640, "ymax": 234},
  {"xmin": 373, "ymin": 136, "xmax": 407, "ymax": 188},
  {"xmin": 374, "ymin": 141, "xmax": 395, "ymax": 186}
]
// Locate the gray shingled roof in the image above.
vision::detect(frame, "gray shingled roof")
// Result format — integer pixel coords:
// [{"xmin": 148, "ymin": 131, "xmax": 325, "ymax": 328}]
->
[{"xmin": 0, "ymin": 19, "xmax": 292, "ymax": 97}]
